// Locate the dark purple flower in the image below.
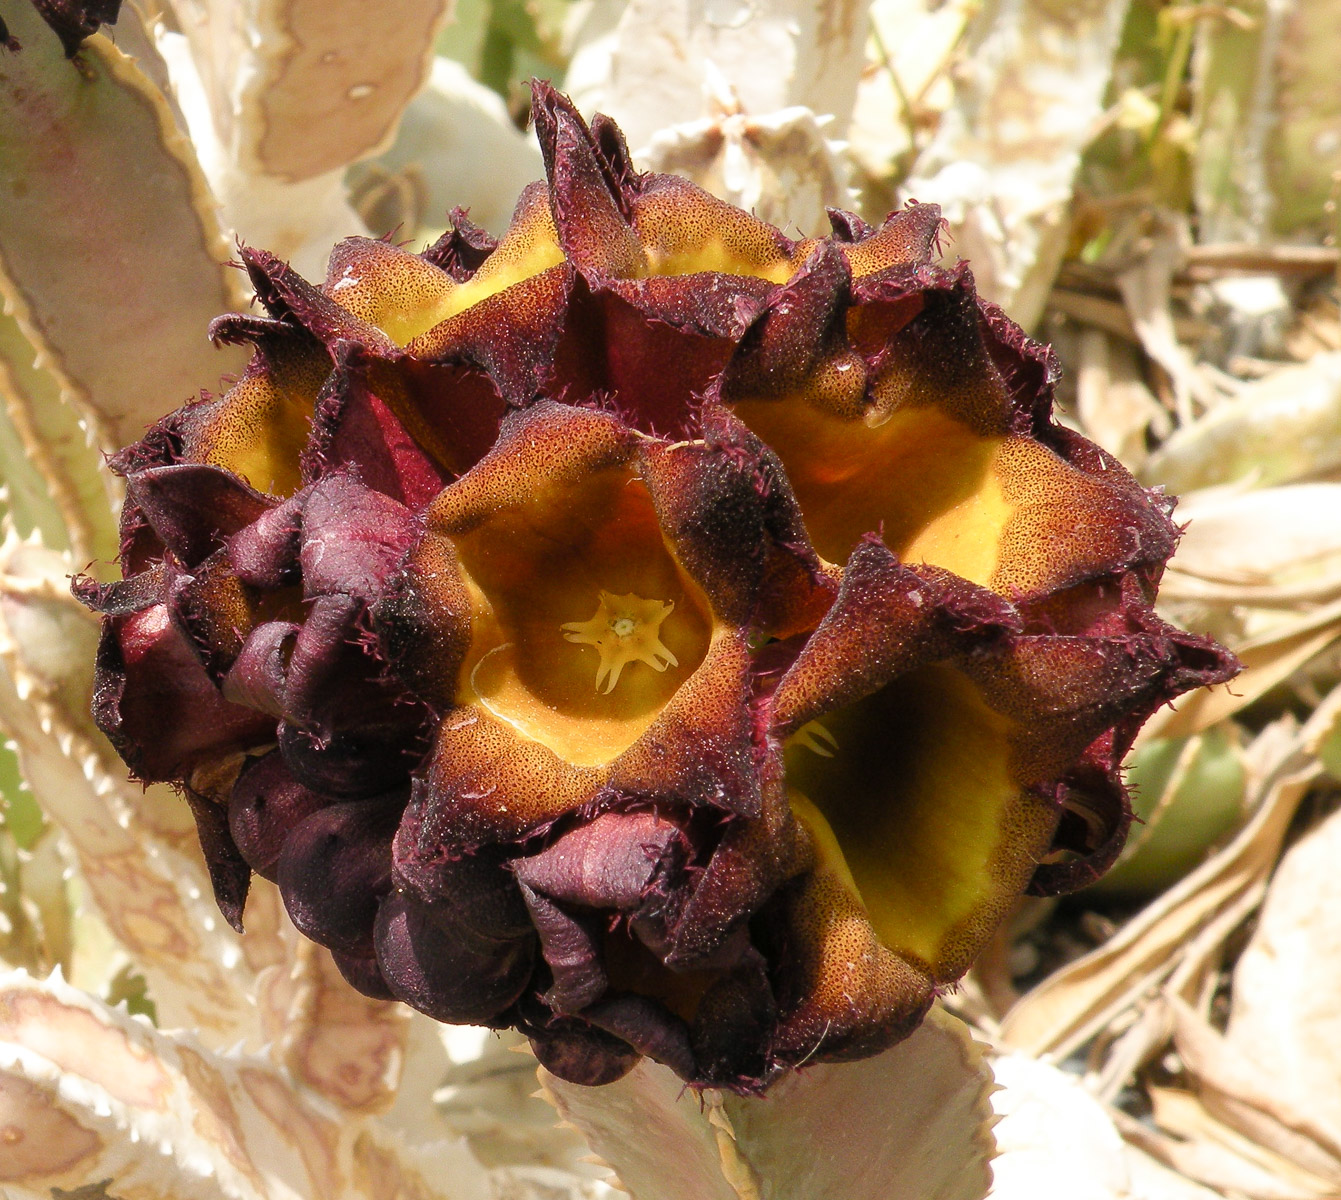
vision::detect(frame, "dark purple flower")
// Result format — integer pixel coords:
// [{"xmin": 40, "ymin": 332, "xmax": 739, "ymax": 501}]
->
[{"xmin": 78, "ymin": 83, "xmax": 1237, "ymax": 1090}]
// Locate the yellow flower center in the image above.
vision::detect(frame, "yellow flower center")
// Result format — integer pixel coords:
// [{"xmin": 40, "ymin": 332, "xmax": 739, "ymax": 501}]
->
[{"xmin": 562, "ymin": 591, "xmax": 679, "ymax": 694}]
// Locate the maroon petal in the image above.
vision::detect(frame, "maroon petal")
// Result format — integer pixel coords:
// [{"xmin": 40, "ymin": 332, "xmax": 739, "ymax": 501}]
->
[
  {"xmin": 125, "ymin": 464, "xmax": 272, "ymax": 568},
  {"xmin": 331, "ymin": 950, "xmax": 397, "ymax": 1001},
  {"xmin": 546, "ymin": 277, "xmax": 744, "ymax": 440},
  {"xmin": 298, "ymin": 474, "xmax": 418, "ymax": 601},
  {"xmin": 770, "ymin": 541, "xmax": 1021, "ymax": 735},
  {"xmin": 589, "ymin": 113, "xmax": 637, "ymax": 195},
  {"xmin": 373, "ymin": 886, "xmax": 535, "ymax": 1024},
  {"xmin": 166, "ymin": 551, "xmax": 258, "ymax": 682},
  {"xmin": 663, "ymin": 790, "xmax": 807, "ymax": 968},
  {"xmin": 183, "ymin": 789, "xmax": 251, "ymax": 933},
  {"xmin": 383, "ymin": 838, "xmax": 563, "ymax": 1019},
  {"xmin": 689, "ymin": 951, "xmax": 776, "ymax": 1087},
  {"xmin": 273, "ymin": 586, "xmax": 429, "ymax": 788},
  {"xmin": 301, "ymin": 350, "xmax": 449, "ymax": 507},
  {"xmin": 74, "ymin": 563, "xmax": 167, "ymax": 617},
  {"xmin": 527, "ymin": 1019, "xmax": 639, "ymax": 1087},
  {"xmin": 841, "ymin": 201, "xmax": 944, "ymax": 274},
  {"xmin": 277, "ymin": 721, "xmax": 417, "ymax": 801},
  {"xmin": 278, "ymin": 594, "xmax": 361, "ymax": 729},
  {"xmin": 517, "ymin": 884, "xmax": 608, "ymax": 1013},
  {"xmin": 718, "ymin": 242, "xmax": 861, "ymax": 413},
  {"xmin": 92, "ymin": 608, "xmax": 272, "ymax": 784},
  {"xmin": 222, "ymin": 621, "xmax": 300, "ymax": 717},
  {"xmin": 531, "ymin": 82, "xmax": 643, "ymax": 276},
  {"xmin": 580, "ymin": 993, "xmax": 696, "ymax": 1082},
  {"xmin": 406, "ymin": 266, "xmax": 574, "ymax": 407},
  {"xmin": 370, "ymin": 355, "xmax": 512, "ymax": 478},
  {"xmin": 826, "ymin": 207, "xmax": 874, "ymax": 243},
  {"xmin": 228, "ymin": 750, "xmax": 330, "ymax": 880},
  {"xmin": 511, "ymin": 811, "xmax": 683, "ymax": 911},
  {"xmin": 422, "ymin": 208, "xmax": 498, "ymax": 281},
  {"xmin": 227, "ymin": 495, "xmax": 304, "ymax": 589},
  {"xmin": 277, "ymin": 797, "xmax": 401, "ymax": 956},
  {"xmin": 239, "ymin": 245, "xmax": 394, "ymax": 352},
  {"xmin": 1027, "ymin": 766, "xmax": 1133, "ymax": 896}
]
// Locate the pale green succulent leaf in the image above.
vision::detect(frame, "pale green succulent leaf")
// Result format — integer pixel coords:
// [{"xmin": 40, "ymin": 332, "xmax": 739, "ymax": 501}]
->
[
  {"xmin": 348, "ymin": 57, "xmax": 545, "ymax": 240},
  {"xmin": 1191, "ymin": 3, "xmax": 1270, "ymax": 242},
  {"xmin": 544, "ymin": 1055, "xmax": 738, "ymax": 1200},
  {"xmin": 540, "ymin": 1006, "xmax": 995, "ymax": 1200},
  {"xmin": 1267, "ymin": 3, "xmax": 1341, "ymax": 234},
  {"xmin": 19, "ymin": 828, "xmax": 74, "ymax": 975},
  {"xmin": 251, "ymin": 915, "xmax": 414, "ymax": 1117},
  {"xmin": 1141, "ymin": 352, "xmax": 1341, "ymax": 493},
  {"xmin": 437, "ymin": 0, "xmax": 493, "ymax": 69},
  {"xmin": 0, "ymin": 381, "xmax": 67, "ymax": 554},
  {"xmin": 0, "ymin": 310, "xmax": 120, "ymax": 568},
  {"xmin": 567, "ymin": 0, "xmax": 867, "ymax": 157},
  {"xmin": 170, "ymin": 0, "xmax": 452, "ymax": 183},
  {"xmin": 901, "ymin": 0, "xmax": 1132, "ymax": 328},
  {"xmin": 1089, "ymin": 727, "xmax": 1248, "ymax": 898},
  {"xmin": 0, "ymin": 0, "xmax": 248, "ymax": 454},
  {"xmin": 0, "ymin": 737, "xmax": 44, "ymax": 851},
  {"xmin": 0, "ymin": 797, "xmax": 50, "ymax": 974},
  {"xmin": 1193, "ymin": 0, "xmax": 1341, "ymax": 239},
  {"xmin": 0, "ymin": 969, "xmax": 495, "ymax": 1199},
  {"xmin": 0, "ymin": 536, "xmax": 260, "ymax": 1044}
]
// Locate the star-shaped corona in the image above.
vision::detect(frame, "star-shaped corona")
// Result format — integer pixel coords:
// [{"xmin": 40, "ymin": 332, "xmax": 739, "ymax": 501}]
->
[
  {"xmin": 789, "ymin": 719, "xmax": 839, "ymax": 759},
  {"xmin": 562, "ymin": 591, "xmax": 679, "ymax": 694},
  {"xmin": 77, "ymin": 81, "xmax": 1237, "ymax": 1092}
]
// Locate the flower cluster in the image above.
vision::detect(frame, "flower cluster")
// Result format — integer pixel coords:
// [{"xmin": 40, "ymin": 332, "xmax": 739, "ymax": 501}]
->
[{"xmin": 79, "ymin": 84, "xmax": 1235, "ymax": 1090}]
